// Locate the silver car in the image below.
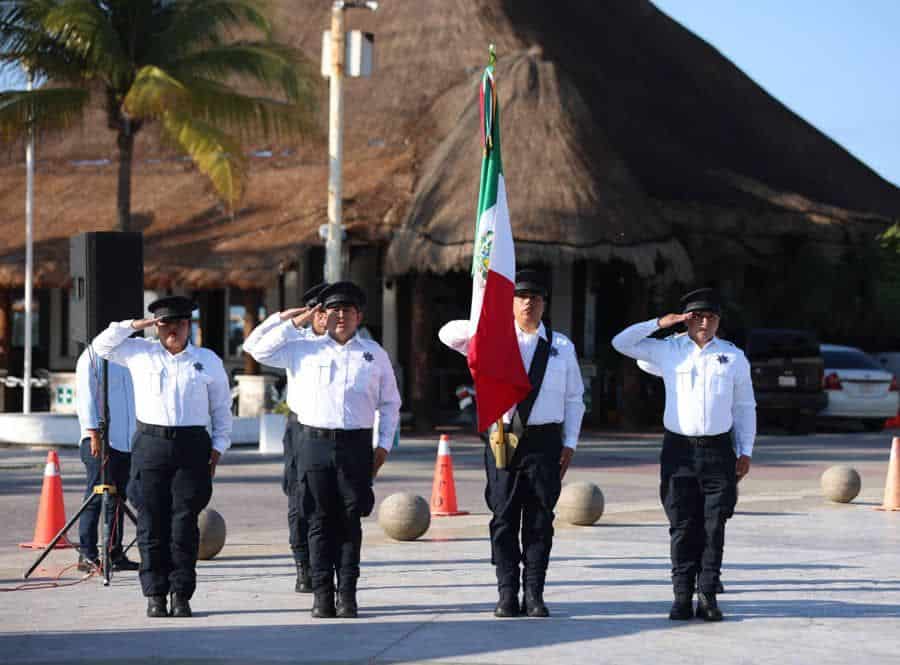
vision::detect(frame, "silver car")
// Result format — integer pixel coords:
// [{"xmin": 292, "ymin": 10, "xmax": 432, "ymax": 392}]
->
[{"xmin": 820, "ymin": 344, "xmax": 900, "ymax": 431}]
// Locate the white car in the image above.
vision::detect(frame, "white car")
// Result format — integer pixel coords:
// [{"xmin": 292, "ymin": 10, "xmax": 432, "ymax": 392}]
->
[{"xmin": 820, "ymin": 344, "xmax": 899, "ymax": 431}]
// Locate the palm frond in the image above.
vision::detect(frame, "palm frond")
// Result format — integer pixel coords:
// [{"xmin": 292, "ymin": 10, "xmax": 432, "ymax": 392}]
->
[
  {"xmin": 146, "ymin": 0, "xmax": 273, "ymax": 63},
  {"xmin": 184, "ymin": 76, "xmax": 315, "ymax": 139},
  {"xmin": 41, "ymin": 0, "xmax": 131, "ymax": 85},
  {"xmin": 126, "ymin": 66, "xmax": 315, "ymax": 140},
  {"xmin": 123, "ymin": 65, "xmax": 189, "ymax": 118},
  {"xmin": 0, "ymin": 86, "xmax": 88, "ymax": 140},
  {"xmin": 168, "ymin": 41, "xmax": 315, "ymax": 104},
  {"xmin": 161, "ymin": 110, "xmax": 249, "ymax": 209}
]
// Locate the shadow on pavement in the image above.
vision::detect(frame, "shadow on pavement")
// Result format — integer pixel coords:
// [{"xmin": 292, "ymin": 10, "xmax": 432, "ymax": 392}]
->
[{"xmin": 4, "ymin": 596, "xmax": 899, "ymax": 664}]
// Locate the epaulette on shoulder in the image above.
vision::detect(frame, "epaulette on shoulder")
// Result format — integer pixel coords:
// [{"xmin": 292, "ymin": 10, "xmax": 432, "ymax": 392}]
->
[{"xmin": 551, "ymin": 331, "xmax": 571, "ymax": 346}]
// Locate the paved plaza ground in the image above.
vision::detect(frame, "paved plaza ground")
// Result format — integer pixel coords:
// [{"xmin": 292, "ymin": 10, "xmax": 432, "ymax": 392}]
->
[{"xmin": 1, "ymin": 427, "xmax": 899, "ymax": 664}]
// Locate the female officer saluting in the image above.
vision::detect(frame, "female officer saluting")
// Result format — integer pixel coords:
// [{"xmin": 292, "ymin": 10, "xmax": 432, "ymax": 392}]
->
[{"xmin": 92, "ymin": 296, "xmax": 232, "ymax": 618}]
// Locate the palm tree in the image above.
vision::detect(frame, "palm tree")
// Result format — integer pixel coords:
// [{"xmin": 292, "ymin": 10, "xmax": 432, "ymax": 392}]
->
[{"xmin": 0, "ymin": 0, "xmax": 316, "ymax": 231}]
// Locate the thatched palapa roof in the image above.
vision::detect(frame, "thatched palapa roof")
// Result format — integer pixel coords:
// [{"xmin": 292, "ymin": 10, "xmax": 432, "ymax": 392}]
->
[
  {"xmin": 385, "ymin": 0, "xmax": 899, "ymax": 275},
  {"xmin": 385, "ymin": 48, "xmax": 692, "ymax": 278}
]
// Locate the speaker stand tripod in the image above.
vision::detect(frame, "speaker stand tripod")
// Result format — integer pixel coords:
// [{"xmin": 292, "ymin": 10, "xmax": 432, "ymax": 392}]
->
[{"xmin": 24, "ymin": 359, "xmax": 138, "ymax": 586}]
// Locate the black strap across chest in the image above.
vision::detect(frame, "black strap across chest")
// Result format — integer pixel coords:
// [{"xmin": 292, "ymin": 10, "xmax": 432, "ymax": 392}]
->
[{"xmin": 515, "ymin": 325, "xmax": 553, "ymax": 429}]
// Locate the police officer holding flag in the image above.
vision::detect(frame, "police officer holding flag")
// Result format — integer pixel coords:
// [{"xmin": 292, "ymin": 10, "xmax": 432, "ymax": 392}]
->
[
  {"xmin": 612, "ymin": 288, "xmax": 756, "ymax": 621},
  {"xmin": 439, "ymin": 269, "xmax": 585, "ymax": 618},
  {"xmin": 92, "ymin": 296, "xmax": 232, "ymax": 618}
]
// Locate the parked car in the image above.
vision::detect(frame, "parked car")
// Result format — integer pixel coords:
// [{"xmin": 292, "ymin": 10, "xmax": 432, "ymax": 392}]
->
[
  {"xmin": 820, "ymin": 344, "xmax": 900, "ymax": 431},
  {"xmin": 743, "ymin": 328, "xmax": 827, "ymax": 434}
]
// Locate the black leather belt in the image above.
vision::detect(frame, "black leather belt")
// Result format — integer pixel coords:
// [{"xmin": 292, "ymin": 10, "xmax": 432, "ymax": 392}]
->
[
  {"xmin": 523, "ymin": 422, "xmax": 563, "ymax": 435},
  {"xmin": 298, "ymin": 424, "xmax": 372, "ymax": 442},
  {"xmin": 665, "ymin": 430, "xmax": 732, "ymax": 447},
  {"xmin": 138, "ymin": 422, "xmax": 207, "ymax": 440}
]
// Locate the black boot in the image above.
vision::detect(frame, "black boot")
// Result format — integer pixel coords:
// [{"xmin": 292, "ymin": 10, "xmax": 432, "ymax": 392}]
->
[
  {"xmin": 696, "ymin": 591, "xmax": 724, "ymax": 622},
  {"xmin": 696, "ymin": 572, "xmax": 725, "ymax": 595},
  {"xmin": 668, "ymin": 593, "xmax": 694, "ymax": 621},
  {"xmin": 111, "ymin": 555, "xmax": 140, "ymax": 572},
  {"xmin": 521, "ymin": 589, "xmax": 549, "ymax": 618},
  {"xmin": 311, "ymin": 591, "xmax": 336, "ymax": 618},
  {"xmin": 295, "ymin": 563, "xmax": 312, "ymax": 593},
  {"xmin": 336, "ymin": 590, "xmax": 359, "ymax": 618},
  {"xmin": 494, "ymin": 589, "xmax": 520, "ymax": 618},
  {"xmin": 146, "ymin": 595, "xmax": 168, "ymax": 618},
  {"xmin": 170, "ymin": 592, "xmax": 192, "ymax": 618}
]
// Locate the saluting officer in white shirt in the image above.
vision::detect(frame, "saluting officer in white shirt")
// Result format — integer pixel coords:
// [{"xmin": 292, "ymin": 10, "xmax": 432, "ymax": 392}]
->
[
  {"xmin": 439, "ymin": 269, "xmax": 585, "ymax": 619},
  {"xmin": 244, "ymin": 281, "xmax": 401, "ymax": 619},
  {"xmin": 244, "ymin": 282, "xmax": 329, "ymax": 594},
  {"xmin": 612, "ymin": 288, "xmax": 756, "ymax": 622},
  {"xmin": 92, "ymin": 296, "xmax": 232, "ymax": 619},
  {"xmin": 75, "ymin": 346, "xmax": 139, "ymax": 572}
]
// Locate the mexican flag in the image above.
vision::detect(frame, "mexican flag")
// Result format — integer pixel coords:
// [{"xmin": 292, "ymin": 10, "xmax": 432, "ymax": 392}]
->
[{"xmin": 467, "ymin": 54, "xmax": 531, "ymax": 433}]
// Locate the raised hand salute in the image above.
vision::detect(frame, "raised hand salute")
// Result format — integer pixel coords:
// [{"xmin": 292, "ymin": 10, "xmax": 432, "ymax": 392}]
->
[
  {"xmin": 612, "ymin": 288, "xmax": 756, "ymax": 623},
  {"xmin": 279, "ymin": 304, "xmax": 324, "ymax": 330},
  {"xmin": 130, "ymin": 317, "xmax": 162, "ymax": 330},
  {"xmin": 92, "ymin": 296, "xmax": 232, "ymax": 619}
]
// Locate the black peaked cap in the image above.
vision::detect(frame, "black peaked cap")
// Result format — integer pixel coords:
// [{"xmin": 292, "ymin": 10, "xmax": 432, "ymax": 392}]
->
[
  {"xmin": 679, "ymin": 288, "xmax": 721, "ymax": 315},
  {"xmin": 514, "ymin": 269, "xmax": 548, "ymax": 297},
  {"xmin": 319, "ymin": 281, "xmax": 366, "ymax": 309},
  {"xmin": 148, "ymin": 295, "xmax": 196, "ymax": 321},
  {"xmin": 302, "ymin": 282, "xmax": 329, "ymax": 307}
]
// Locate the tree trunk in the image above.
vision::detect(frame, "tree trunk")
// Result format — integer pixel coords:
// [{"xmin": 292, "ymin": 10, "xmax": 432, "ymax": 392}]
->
[
  {"xmin": 410, "ymin": 273, "xmax": 432, "ymax": 432},
  {"xmin": 242, "ymin": 289, "xmax": 262, "ymax": 375},
  {"xmin": 116, "ymin": 122, "xmax": 135, "ymax": 232}
]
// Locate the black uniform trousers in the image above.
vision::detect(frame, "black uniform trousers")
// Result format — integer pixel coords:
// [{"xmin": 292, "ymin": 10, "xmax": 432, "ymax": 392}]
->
[
  {"xmin": 294, "ymin": 426, "xmax": 374, "ymax": 594},
  {"xmin": 78, "ymin": 438, "xmax": 131, "ymax": 561},
  {"xmin": 484, "ymin": 423, "xmax": 563, "ymax": 594},
  {"xmin": 659, "ymin": 430, "xmax": 737, "ymax": 594},
  {"xmin": 131, "ymin": 424, "xmax": 213, "ymax": 599},
  {"xmin": 282, "ymin": 413, "xmax": 309, "ymax": 567}
]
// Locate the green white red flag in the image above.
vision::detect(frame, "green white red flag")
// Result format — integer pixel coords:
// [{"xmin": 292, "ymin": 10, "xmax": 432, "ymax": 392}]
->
[{"xmin": 467, "ymin": 51, "xmax": 531, "ymax": 433}]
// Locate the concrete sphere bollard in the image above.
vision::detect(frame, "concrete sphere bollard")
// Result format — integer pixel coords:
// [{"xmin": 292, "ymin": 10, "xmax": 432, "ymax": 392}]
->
[
  {"xmin": 197, "ymin": 508, "xmax": 227, "ymax": 560},
  {"xmin": 557, "ymin": 481, "xmax": 605, "ymax": 526},
  {"xmin": 821, "ymin": 466, "xmax": 861, "ymax": 503},
  {"xmin": 378, "ymin": 492, "xmax": 431, "ymax": 541}
]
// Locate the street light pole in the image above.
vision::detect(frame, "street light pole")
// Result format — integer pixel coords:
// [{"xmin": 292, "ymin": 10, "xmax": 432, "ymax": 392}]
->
[
  {"xmin": 23, "ymin": 68, "xmax": 34, "ymax": 414},
  {"xmin": 325, "ymin": 2, "xmax": 345, "ymax": 284},
  {"xmin": 323, "ymin": 1, "xmax": 377, "ymax": 284}
]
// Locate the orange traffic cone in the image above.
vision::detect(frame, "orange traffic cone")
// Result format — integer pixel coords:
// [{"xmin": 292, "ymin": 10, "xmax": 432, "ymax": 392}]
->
[
  {"xmin": 20, "ymin": 450, "xmax": 73, "ymax": 548},
  {"xmin": 876, "ymin": 437, "xmax": 900, "ymax": 512},
  {"xmin": 430, "ymin": 434, "xmax": 468, "ymax": 516}
]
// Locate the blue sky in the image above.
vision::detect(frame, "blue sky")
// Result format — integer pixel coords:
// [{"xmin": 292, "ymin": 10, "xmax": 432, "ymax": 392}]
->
[{"xmin": 653, "ymin": 0, "xmax": 900, "ymax": 187}]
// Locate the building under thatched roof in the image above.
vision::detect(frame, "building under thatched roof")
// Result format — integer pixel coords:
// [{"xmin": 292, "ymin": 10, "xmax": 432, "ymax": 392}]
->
[{"xmin": 1, "ymin": 1, "xmax": 899, "ymax": 423}]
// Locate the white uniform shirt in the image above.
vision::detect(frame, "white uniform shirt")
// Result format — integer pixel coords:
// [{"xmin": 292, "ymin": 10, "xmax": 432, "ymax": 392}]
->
[
  {"xmin": 91, "ymin": 321, "xmax": 233, "ymax": 454},
  {"xmin": 243, "ymin": 319, "xmax": 402, "ymax": 451},
  {"xmin": 612, "ymin": 319, "xmax": 757, "ymax": 457},
  {"xmin": 244, "ymin": 313, "xmax": 319, "ymax": 407},
  {"xmin": 438, "ymin": 320, "xmax": 586, "ymax": 449},
  {"xmin": 75, "ymin": 348, "xmax": 137, "ymax": 452}
]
